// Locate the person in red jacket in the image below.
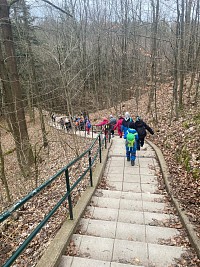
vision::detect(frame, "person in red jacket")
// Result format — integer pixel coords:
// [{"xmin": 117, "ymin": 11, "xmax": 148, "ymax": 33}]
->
[
  {"xmin": 95, "ymin": 117, "xmax": 109, "ymax": 127},
  {"xmin": 114, "ymin": 115, "xmax": 124, "ymax": 138},
  {"xmin": 95, "ymin": 117, "xmax": 109, "ymax": 136}
]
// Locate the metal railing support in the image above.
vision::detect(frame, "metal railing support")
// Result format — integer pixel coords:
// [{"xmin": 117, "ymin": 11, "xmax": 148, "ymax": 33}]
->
[
  {"xmin": 108, "ymin": 129, "xmax": 111, "ymax": 143},
  {"xmin": 98, "ymin": 134, "xmax": 102, "ymax": 163},
  {"xmin": 88, "ymin": 150, "xmax": 93, "ymax": 186},
  {"xmin": 104, "ymin": 129, "xmax": 107, "ymax": 149},
  {"xmin": 65, "ymin": 168, "xmax": 73, "ymax": 220},
  {"xmin": 0, "ymin": 129, "xmax": 105, "ymax": 266}
]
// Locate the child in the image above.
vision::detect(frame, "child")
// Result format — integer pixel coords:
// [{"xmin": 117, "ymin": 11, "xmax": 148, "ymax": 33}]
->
[
  {"xmin": 134, "ymin": 116, "xmax": 154, "ymax": 150},
  {"xmin": 121, "ymin": 112, "xmax": 133, "ymax": 137},
  {"xmin": 124, "ymin": 122, "xmax": 138, "ymax": 166},
  {"xmin": 95, "ymin": 117, "xmax": 109, "ymax": 135},
  {"xmin": 60, "ymin": 117, "xmax": 65, "ymax": 129},
  {"xmin": 86, "ymin": 119, "xmax": 91, "ymax": 135},
  {"xmin": 109, "ymin": 115, "xmax": 117, "ymax": 137},
  {"xmin": 114, "ymin": 115, "xmax": 124, "ymax": 138},
  {"xmin": 95, "ymin": 117, "xmax": 109, "ymax": 127}
]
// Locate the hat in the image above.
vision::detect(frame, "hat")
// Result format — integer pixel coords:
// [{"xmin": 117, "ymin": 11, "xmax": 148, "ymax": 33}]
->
[
  {"xmin": 136, "ymin": 116, "xmax": 141, "ymax": 121},
  {"xmin": 110, "ymin": 114, "xmax": 113, "ymax": 118},
  {"xmin": 125, "ymin": 112, "xmax": 130, "ymax": 119}
]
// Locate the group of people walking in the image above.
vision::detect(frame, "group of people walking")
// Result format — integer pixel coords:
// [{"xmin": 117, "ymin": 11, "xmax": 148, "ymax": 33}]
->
[
  {"xmin": 51, "ymin": 114, "xmax": 91, "ymax": 134},
  {"xmin": 95, "ymin": 112, "xmax": 154, "ymax": 166},
  {"xmin": 51, "ymin": 111, "xmax": 154, "ymax": 167}
]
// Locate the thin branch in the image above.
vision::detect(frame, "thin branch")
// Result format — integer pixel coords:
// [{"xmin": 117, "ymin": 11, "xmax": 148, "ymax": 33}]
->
[
  {"xmin": 41, "ymin": 0, "xmax": 73, "ymax": 18},
  {"xmin": 8, "ymin": 0, "xmax": 19, "ymax": 6},
  {"xmin": 0, "ymin": 124, "xmax": 11, "ymax": 132},
  {"xmin": 9, "ymin": 0, "xmax": 73, "ymax": 18}
]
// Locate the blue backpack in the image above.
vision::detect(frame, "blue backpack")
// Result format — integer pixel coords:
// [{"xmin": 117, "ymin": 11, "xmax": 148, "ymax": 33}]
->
[{"xmin": 87, "ymin": 122, "xmax": 91, "ymax": 128}]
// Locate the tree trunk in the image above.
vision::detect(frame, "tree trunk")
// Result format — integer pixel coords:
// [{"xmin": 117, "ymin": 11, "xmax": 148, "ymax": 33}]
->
[
  {"xmin": 179, "ymin": 0, "xmax": 185, "ymax": 109},
  {"xmin": 0, "ymin": 131, "xmax": 11, "ymax": 202},
  {"xmin": 172, "ymin": 0, "xmax": 181, "ymax": 120},
  {"xmin": 194, "ymin": 72, "xmax": 200, "ymax": 105},
  {"xmin": 0, "ymin": 0, "xmax": 34, "ymax": 176},
  {"xmin": 147, "ymin": 0, "xmax": 159, "ymax": 122},
  {"xmin": 21, "ymin": 0, "xmax": 48, "ymax": 148}
]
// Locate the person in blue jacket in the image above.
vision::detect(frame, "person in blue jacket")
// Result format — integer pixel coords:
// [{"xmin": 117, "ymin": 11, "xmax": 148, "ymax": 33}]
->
[
  {"xmin": 124, "ymin": 122, "xmax": 138, "ymax": 166},
  {"xmin": 121, "ymin": 112, "xmax": 133, "ymax": 137}
]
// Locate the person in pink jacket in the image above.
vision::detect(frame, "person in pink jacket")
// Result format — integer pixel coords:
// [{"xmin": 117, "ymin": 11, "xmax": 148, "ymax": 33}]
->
[
  {"xmin": 95, "ymin": 117, "xmax": 109, "ymax": 135},
  {"xmin": 95, "ymin": 117, "xmax": 109, "ymax": 127},
  {"xmin": 114, "ymin": 115, "xmax": 124, "ymax": 138}
]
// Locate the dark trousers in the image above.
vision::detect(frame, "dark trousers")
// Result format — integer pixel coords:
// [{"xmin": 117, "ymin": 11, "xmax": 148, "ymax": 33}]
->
[{"xmin": 137, "ymin": 137, "xmax": 145, "ymax": 150}]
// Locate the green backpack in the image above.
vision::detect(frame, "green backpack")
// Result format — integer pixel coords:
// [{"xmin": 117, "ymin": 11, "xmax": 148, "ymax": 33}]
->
[{"xmin": 126, "ymin": 132, "xmax": 136, "ymax": 148}]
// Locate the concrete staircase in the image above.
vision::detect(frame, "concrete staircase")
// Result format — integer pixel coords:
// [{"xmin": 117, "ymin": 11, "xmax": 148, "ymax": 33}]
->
[{"xmin": 59, "ymin": 138, "xmax": 186, "ymax": 267}]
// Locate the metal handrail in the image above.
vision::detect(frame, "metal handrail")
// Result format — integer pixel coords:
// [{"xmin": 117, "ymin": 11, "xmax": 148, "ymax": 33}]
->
[{"xmin": 1, "ymin": 128, "xmax": 110, "ymax": 267}]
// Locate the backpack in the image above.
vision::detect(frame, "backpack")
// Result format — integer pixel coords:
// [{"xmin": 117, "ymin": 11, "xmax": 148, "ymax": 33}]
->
[
  {"xmin": 137, "ymin": 126, "xmax": 146, "ymax": 137},
  {"xmin": 126, "ymin": 132, "xmax": 136, "ymax": 148},
  {"xmin": 87, "ymin": 122, "xmax": 91, "ymax": 128}
]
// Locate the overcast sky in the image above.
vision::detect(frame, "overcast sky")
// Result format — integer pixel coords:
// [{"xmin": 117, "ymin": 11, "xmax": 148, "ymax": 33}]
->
[{"xmin": 26, "ymin": 0, "xmax": 177, "ymax": 22}]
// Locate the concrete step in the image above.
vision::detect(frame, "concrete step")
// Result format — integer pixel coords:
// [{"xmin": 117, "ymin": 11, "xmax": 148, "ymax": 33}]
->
[
  {"xmin": 77, "ymin": 218, "xmax": 180, "ymax": 244},
  {"xmin": 94, "ymin": 189, "xmax": 165, "ymax": 202},
  {"xmin": 85, "ymin": 206, "xmax": 178, "ymax": 225},
  {"xmin": 91, "ymin": 196, "xmax": 169, "ymax": 214},
  {"xmin": 59, "ymin": 255, "xmax": 145, "ymax": 267},
  {"xmin": 61, "ymin": 234, "xmax": 185, "ymax": 267},
  {"xmin": 105, "ymin": 171, "xmax": 158, "ymax": 185},
  {"xmin": 105, "ymin": 182, "xmax": 160, "ymax": 193}
]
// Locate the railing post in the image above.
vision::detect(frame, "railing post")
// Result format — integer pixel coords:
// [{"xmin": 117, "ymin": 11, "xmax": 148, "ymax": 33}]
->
[
  {"xmin": 108, "ymin": 128, "xmax": 111, "ymax": 143},
  {"xmin": 99, "ymin": 134, "xmax": 102, "ymax": 163},
  {"xmin": 105, "ymin": 127, "xmax": 107, "ymax": 149},
  {"xmin": 88, "ymin": 150, "xmax": 93, "ymax": 187},
  {"xmin": 65, "ymin": 168, "xmax": 73, "ymax": 220}
]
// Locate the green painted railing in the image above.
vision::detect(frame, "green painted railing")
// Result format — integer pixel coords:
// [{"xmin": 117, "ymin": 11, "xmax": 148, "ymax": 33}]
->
[{"xmin": 0, "ymin": 127, "xmax": 110, "ymax": 267}]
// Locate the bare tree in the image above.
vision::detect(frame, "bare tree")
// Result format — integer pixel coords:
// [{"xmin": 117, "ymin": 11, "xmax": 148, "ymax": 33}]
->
[
  {"xmin": 179, "ymin": 0, "xmax": 185, "ymax": 109},
  {"xmin": 147, "ymin": 0, "xmax": 159, "ymax": 123},
  {"xmin": 0, "ymin": 0, "xmax": 34, "ymax": 176},
  {"xmin": 0, "ymin": 131, "xmax": 11, "ymax": 202},
  {"xmin": 20, "ymin": 0, "xmax": 48, "ymax": 148}
]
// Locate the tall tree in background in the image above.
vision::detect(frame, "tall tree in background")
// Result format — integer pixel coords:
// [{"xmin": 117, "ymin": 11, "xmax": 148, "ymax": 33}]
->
[
  {"xmin": 173, "ymin": 0, "xmax": 180, "ymax": 120},
  {"xmin": 147, "ymin": 0, "xmax": 159, "ymax": 122},
  {"xmin": 20, "ymin": 0, "xmax": 48, "ymax": 148},
  {"xmin": 179, "ymin": 0, "xmax": 185, "ymax": 109},
  {"xmin": 120, "ymin": 0, "xmax": 128, "ymax": 100},
  {"xmin": 0, "ymin": 0, "xmax": 34, "ymax": 176}
]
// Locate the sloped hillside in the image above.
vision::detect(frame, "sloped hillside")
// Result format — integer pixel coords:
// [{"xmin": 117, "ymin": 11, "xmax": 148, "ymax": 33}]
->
[{"xmin": 0, "ymin": 115, "xmax": 93, "ymax": 266}]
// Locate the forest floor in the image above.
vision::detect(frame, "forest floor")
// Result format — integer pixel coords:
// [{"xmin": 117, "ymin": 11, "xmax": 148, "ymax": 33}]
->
[
  {"xmin": 0, "ymin": 115, "xmax": 98, "ymax": 267},
  {"xmin": 0, "ymin": 81, "xmax": 199, "ymax": 266}
]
